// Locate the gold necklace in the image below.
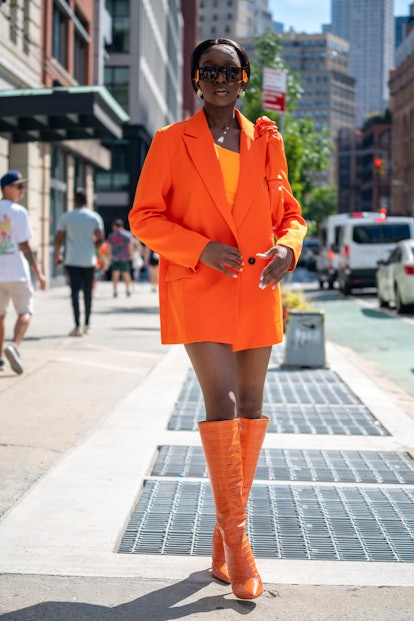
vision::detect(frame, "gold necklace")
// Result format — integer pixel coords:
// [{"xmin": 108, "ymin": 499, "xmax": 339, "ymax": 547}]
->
[{"xmin": 216, "ymin": 121, "xmax": 231, "ymax": 144}]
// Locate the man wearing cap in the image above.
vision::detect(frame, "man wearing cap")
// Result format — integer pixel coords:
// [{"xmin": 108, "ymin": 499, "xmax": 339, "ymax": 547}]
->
[{"xmin": 0, "ymin": 170, "xmax": 47, "ymax": 374}]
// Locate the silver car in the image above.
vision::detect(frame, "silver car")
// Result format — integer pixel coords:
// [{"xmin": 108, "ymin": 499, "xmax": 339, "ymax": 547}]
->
[{"xmin": 376, "ymin": 239, "xmax": 414, "ymax": 313}]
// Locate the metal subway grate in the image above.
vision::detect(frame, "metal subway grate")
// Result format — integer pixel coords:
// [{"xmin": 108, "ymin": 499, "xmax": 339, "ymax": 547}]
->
[
  {"xmin": 169, "ymin": 370, "xmax": 388, "ymax": 435},
  {"xmin": 174, "ymin": 367, "xmax": 360, "ymax": 406},
  {"xmin": 118, "ymin": 481, "xmax": 414, "ymax": 562},
  {"xmin": 151, "ymin": 446, "xmax": 414, "ymax": 484}
]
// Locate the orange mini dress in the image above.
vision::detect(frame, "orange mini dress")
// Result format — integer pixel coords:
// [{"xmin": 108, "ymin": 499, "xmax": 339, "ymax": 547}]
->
[{"xmin": 214, "ymin": 143, "xmax": 240, "ymax": 208}]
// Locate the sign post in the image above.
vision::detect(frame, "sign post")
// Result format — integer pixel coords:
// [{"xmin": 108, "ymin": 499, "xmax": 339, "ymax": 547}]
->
[{"xmin": 262, "ymin": 68, "xmax": 287, "ymax": 133}]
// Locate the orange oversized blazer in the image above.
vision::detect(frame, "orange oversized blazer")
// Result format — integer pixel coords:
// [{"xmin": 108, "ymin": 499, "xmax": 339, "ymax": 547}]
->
[{"xmin": 129, "ymin": 108, "xmax": 307, "ymax": 351}]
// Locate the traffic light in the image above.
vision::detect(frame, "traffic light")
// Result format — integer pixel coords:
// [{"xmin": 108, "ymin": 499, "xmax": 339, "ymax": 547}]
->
[{"xmin": 373, "ymin": 157, "xmax": 385, "ymax": 178}]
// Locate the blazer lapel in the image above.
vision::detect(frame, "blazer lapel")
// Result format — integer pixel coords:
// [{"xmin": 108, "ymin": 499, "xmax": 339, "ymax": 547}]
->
[
  {"xmin": 233, "ymin": 110, "xmax": 267, "ymax": 227},
  {"xmin": 182, "ymin": 108, "xmax": 267, "ymax": 238},
  {"xmin": 183, "ymin": 109, "xmax": 238, "ymax": 238}
]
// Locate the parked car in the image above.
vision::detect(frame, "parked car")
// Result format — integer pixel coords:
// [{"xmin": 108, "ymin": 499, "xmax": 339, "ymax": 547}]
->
[
  {"xmin": 298, "ymin": 238, "xmax": 319, "ymax": 270},
  {"xmin": 337, "ymin": 215, "xmax": 414, "ymax": 295},
  {"xmin": 376, "ymin": 239, "xmax": 414, "ymax": 313}
]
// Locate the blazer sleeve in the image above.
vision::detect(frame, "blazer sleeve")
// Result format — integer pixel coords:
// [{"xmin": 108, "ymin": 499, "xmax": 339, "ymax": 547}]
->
[
  {"xmin": 267, "ymin": 134, "xmax": 307, "ymax": 270},
  {"xmin": 129, "ymin": 129, "xmax": 210, "ymax": 270}
]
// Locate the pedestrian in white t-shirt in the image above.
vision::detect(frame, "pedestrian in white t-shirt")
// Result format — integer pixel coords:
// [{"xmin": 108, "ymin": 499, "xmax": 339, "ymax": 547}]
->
[
  {"xmin": 53, "ymin": 188, "xmax": 104, "ymax": 336},
  {"xmin": 0, "ymin": 170, "xmax": 47, "ymax": 374}
]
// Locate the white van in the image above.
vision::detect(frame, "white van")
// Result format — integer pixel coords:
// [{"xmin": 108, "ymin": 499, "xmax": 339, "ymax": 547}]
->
[
  {"xmin": 316, "ymin": 212, "xmax": 377, "ymax": 289},
  {"xmin": 337, "ymin": 214, "xmax": 414, "ymax": 294}
]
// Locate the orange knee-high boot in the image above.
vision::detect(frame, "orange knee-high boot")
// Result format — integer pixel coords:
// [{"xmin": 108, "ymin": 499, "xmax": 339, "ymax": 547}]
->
[
  {"xmin": 198, "ymin": 418, "xmax": 263, "ymax": 599},
  {"xmin": 211, "ymin": 416, "xmax": 269, "ymax": 584}
]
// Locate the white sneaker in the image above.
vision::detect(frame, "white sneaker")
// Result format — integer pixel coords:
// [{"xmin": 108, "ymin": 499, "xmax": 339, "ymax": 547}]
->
[
  {"xmin": 5, "ymin": 344, "xmax": 24, "ymax": 374},
  {"xmin": 69, "ymin": 327, "xmax": 83, "ymax": 337}
]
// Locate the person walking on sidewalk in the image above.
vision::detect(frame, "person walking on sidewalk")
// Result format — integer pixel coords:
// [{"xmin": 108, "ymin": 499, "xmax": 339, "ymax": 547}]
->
[
  {"xmin": 143, "ymin": 246, "xmax": 159, "ymax": 292},
  {"xmin": 0, "ymin": 170, "xmax": 47, "ymax": 374},
  {"xmin": 54, "ymin": 188, "xmax": 104, "ymax": 336},
  {"xmin": 106, "ymin": 219, "xmax": 134, "ymax": 297},
  {"xmin": 129, "ymin": 38, "xmax": 306, "ymax": 599}
]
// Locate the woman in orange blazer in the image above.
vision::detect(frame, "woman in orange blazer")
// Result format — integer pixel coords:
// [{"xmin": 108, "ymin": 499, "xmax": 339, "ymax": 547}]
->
[{"xmin": 129, "ymin": 38, "xmax": 306, "ymax": 599}]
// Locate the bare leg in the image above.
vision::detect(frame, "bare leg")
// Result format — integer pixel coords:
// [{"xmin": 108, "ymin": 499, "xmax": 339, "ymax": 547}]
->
[
  {"xmin": 12, "ymin": 313, "xmax": 31, "ymax": 348},
  {"xmin": 234, "ymin": 347, "xmax": 272, "ymax": 419},
  {"xmin": 190, "ymin": 342, "xmax": 271, "ymax": 599},
  {"xmin": 112, "ymin": 270, "xmax": 120, "ymax": 296},
  {"xmin": 149, "ymin": 265, "xmax": 158, "ymax": 291},
  {"xmin": 0, "ymin": 315, "xmax": 5, "ymax": 358},
  {"xmin": 184, "ymin": 343, "xmax": 271, "ymax": 422},
  {"xmin": 122, "ymin": 269, "xmax": 132, "ymax": 295}
]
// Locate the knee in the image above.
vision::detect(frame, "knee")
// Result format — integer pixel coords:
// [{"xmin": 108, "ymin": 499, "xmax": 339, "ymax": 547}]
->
[{"xmin": 237, "ymin": 394, "xmax": 262, "ymax": 419}]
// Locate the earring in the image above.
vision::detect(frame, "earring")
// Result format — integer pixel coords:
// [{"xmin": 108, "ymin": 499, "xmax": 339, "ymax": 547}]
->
[
  {"xmin": 196, "ymin": 88, "xmax": 203, "ymax": 98},
  {"xmin": 239, "ymin": 89, "xmax": 246, "ymax": 98}
]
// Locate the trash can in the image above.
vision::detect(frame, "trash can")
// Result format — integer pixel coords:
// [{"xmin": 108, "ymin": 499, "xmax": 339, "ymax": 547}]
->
[{"xmin": 283, "ymin": 310, "xmax": 326, "ymax": 368}]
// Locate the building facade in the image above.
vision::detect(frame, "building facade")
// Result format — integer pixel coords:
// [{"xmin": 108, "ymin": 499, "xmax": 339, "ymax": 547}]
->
[
  {"xmin": 95, "ymin": 0, "xmax": 185, "ymax": 231},
  {"xmin": 360, "ymin": 114, "xmax": 391, "ymax": 214},
  {"xmin": 198, "ymin": 0, "xmax": 273, "ymax": 40},
  {"xmin": 0, "ymin": 0, "xmax": 188, "ymax": 280},
  {"xmin": 282, "ymin": 31, "xmax": 356, "ymax": 184},
  {"xmin": 336, "ymin": 113, "xmax": 392, "ymax": 214},
  {"xmin": 0, "ymin": 0, "xmax": 127, "ymax": 279},
  {"xmin": 389, "ymin": 25, "xmax": 414, "ymax": 217},
  {"xmin": 395, "ymin": 2, "xmax": 414, "ymax": 48},
  {"xmin": 330, "ymin": 0, "xmax": 395, "ymax": 127}
]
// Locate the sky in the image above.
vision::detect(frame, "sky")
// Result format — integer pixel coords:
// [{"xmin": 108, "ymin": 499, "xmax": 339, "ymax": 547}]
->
[{"xmin": 268, "ymin": 0, "xmax": 411, "ymax": 33}]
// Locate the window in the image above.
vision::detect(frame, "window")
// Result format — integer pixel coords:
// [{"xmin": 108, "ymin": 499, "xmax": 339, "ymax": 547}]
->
[
  {"xmin": 105, "ymin": 0, "xmax": 129, "ymax": 53},
  {"xmin": 49, "ymin": 148, "xmax": 67, "ymax": 244},
  {"xmin": 73, "ymin": 158, "xmax": 86, "ymax": 195},
  {"xmin": 23, "ymin": 0, "xmax": 30, "ymax": 54},
  {"xmin": 9, "ymin": 0, "xmax": 17, "ymax": 44},
  {"xmin": 52, "ymin": 3, "xmax": 67, "ymax": 67},
  {"xmin": 104, "ymin": 66, "xmax": 129, "ymax": 111},
  {"xmin": 74, "ymin": 33, "xmax": 86, "ymax": 83},
  {"xmin": 95, "ymin": 141, "xmax": 130, "ymax": 191},
  {"xmin": 353, "ymin": 224, "xmax": 411, "ymax": 244}
]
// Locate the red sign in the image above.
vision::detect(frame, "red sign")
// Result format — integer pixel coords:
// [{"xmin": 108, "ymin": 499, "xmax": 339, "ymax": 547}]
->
[{"xmin": 262, "ymin": 68, "xmax": 287, "ymax": 112}]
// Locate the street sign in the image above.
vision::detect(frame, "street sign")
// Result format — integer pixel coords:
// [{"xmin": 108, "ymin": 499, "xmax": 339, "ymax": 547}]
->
[{"xmin": 263, "ymin": 68, "xmax": 287, "ymax": 112}]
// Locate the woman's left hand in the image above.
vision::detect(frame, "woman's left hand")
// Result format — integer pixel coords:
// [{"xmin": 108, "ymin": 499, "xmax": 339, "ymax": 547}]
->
[{"xmin": 256, "ymin": 245, "xmax": 293, "ymax": 290}]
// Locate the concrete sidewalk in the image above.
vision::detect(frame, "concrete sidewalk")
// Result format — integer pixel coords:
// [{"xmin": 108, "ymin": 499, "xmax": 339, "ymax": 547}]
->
[{"xmin": 1, "ymin": 280, "xmax": 414, "ymax": 620}]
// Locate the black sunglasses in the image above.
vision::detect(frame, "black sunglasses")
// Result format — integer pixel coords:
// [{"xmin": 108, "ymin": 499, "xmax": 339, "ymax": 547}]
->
[
  {"xmin": 197, "ymin": 66, "xmax": 247, "ymax": 84},
  {"xmin": 12, "ymin": 183, "xmax": 25, "ymax": 190}
]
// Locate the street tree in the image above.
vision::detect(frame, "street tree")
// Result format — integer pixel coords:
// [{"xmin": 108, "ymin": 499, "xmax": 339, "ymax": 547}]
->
[{"xmin": 242, "ymin": 33, "xmax": 334, "ymax": 219}]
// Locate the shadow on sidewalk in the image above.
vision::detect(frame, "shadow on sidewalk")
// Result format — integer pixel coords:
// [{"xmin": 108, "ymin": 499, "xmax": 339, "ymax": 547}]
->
[{"xmin": 0, "ymin": 571, "xmax": 256, "ymax": 620}]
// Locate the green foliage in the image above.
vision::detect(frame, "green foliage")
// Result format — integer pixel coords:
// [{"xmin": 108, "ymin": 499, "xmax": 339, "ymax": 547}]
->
[
  {"xmin": 281, "ymin": 286, "xmax": 314, "ymax": 327},
  {"xmin": 305, "ymin": 184, "xmax": 338, "ymax": 230},
  {"xmin": 242, "ymin": 32, "xmax": 335, "ymax": 213}
]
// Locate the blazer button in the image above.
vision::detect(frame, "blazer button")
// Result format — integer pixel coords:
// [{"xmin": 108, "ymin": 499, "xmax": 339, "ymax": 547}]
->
[{"xmin": 248, "ymin": 257, "xmax": 256, "ymax": 265}]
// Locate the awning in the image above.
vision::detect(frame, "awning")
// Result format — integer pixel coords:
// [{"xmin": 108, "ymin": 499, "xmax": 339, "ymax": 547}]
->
[{"xmin": 0, "ymin": 85, "xmax": 129, "ymax": 143}]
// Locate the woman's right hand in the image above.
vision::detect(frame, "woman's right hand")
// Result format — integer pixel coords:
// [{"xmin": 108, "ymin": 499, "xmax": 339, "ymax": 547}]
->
[{"xmin": 200, "ymin": 242, "xmax": 244, "ymax": 278}]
